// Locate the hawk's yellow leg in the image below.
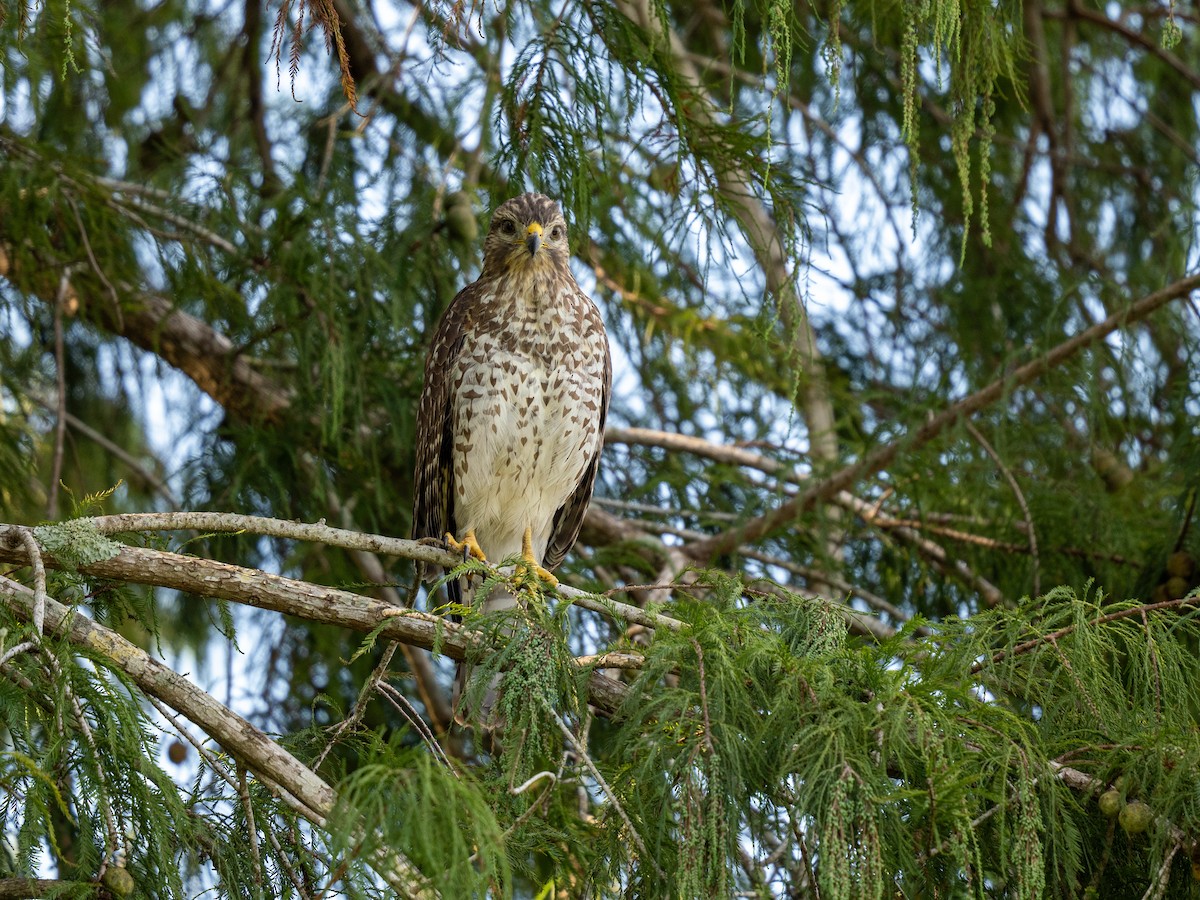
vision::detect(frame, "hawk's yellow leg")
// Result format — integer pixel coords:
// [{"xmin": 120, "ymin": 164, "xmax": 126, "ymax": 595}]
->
[
  {"xmin": 515, "ymin": 525, "xmax": 558, "ymax": 586},
  {"xmin": 446, "ymin": 529, "xmax": 487, "ymax": 562}
]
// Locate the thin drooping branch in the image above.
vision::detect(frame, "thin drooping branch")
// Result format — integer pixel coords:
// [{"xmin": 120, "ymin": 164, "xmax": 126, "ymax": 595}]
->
[
  {"xmin": 965, "ymin": 421, "xmax": 1040, "ymax": 596},
  {"xmin": 47, "ymin": 275, "xmax": 68, "ymax": 520},
  {"xmin": 0, "ymin": 557, "xmax": 435, "ymax": 899},
  {"xmin": 685, "ymin": 272, "xmax": 1200, "ymax": 561},
  {"xmin": 552, "ymin": 712, "xmax": 667, "ymax": 882}
]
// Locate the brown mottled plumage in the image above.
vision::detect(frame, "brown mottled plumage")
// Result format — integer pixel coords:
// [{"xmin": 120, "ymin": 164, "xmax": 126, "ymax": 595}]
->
[{"xmin": 412, "ymin": 193, "xmax": 611, "ymax": 720}]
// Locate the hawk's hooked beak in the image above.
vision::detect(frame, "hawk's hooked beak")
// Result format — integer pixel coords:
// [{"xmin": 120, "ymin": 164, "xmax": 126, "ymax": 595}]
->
[{"xmin": 525, "ymin": 222, "xmax": 544, "ymax": 257}]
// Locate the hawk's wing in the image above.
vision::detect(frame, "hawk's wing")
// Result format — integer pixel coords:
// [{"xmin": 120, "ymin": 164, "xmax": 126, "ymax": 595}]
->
[
  {"xmin": 411, "ymin": 283, "xmax": 475, "ymax": 557},
  {"xmin": 542, "ymin": 308, "xmax": 612, "ymax": 571}
]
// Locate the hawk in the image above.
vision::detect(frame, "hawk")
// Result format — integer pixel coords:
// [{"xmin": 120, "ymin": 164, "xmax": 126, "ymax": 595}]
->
[{"xmin": 412, "ymin": 193, "xmax": 611, "ymax": 702}]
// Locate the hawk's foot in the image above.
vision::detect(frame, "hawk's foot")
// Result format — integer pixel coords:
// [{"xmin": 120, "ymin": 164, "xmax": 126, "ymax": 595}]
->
[
  {"xmin": 514, "ymin": 525, "xmax": 558, "ymax": 587},
  {"xmin": 446, "ymin": 529, "xmax": 487, "ymax": 563}
]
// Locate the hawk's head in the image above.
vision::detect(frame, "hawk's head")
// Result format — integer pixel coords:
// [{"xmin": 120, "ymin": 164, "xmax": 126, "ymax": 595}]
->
[{"xmin": 481, "ymin": 192, "xmax": 570, "ymax": 276}]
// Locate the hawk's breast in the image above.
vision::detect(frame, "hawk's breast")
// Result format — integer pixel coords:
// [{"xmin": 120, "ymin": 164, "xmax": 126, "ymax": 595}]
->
[{"xmin": 448, "ymin": 293, "xmax": 606, "ymax": 564}]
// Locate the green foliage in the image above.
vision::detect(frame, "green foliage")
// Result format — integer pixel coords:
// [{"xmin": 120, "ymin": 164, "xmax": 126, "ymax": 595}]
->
[
  {"xmin": 1, "ymin": 0, "xmax": 1198, "ymax": 894},
  {"xmin": 6, "ymin": 555, "xmax": 1200, "ymax": 895},
  {"xmin": 0, "ymin": 634, "xmax": 191, "ymax": 894},
  {"xmin": 332, "ymin": 753, "xmax": 510, "ymax": 896}
]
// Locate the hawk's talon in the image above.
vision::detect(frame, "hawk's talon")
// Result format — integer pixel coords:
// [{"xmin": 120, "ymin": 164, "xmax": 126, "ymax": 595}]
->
[
  {"xmin": 446, "ymin": 529, "xmax": 487, "ymax": 563},
  {"xmin": 515, "ymin": 525, "xmax": 558, "ymax": 587},
  {"xmin": 514, "ymin": 558, "xmax": 559, "ymax": 587}
]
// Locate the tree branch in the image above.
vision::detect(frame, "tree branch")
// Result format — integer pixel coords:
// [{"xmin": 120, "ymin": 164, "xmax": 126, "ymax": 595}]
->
[
  {"xmin": 684, "ymin": 272, "xmax": 1200, "ymax": 561},
  {"xmin": 606, "ymin": 427, "xmax": 1004, "ymax": 608},
  {"xmin": 1059, "ymin": 0, "xmax": 1200, "ymax": 91},
  {"xmin": 79, "ymin": 511, "xmax": 683, "ymax": 634}
]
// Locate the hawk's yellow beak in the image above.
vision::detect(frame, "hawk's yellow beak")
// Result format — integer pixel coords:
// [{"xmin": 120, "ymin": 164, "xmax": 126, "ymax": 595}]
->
[{"xmin": 525, "ymin": 222, "xmax": 543, "ymax": 256}]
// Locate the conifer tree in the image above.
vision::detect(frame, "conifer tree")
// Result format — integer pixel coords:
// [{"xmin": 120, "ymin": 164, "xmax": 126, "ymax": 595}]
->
[{"xmin": 1, "ymin": 0, "xmax": 1198, "ymax": 896}]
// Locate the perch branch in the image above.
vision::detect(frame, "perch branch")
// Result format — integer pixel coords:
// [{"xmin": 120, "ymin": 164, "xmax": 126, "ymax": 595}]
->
[
  {"xmin": 80, "ymin": 511, "xmax": 684, "ymax": 634},
  {"xmin": 0, "ymin": 521, "xmax": 632, "ymax": 717}
]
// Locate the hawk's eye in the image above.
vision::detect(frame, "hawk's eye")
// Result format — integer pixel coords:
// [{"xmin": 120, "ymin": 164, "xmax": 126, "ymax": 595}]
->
[
  {"xmin": 499, "ymin": 220, "xmax": 516, "ymax": 236},
  {"xmin": 550, "ymin": 225, "xmax": 564, "ymax": 241}
]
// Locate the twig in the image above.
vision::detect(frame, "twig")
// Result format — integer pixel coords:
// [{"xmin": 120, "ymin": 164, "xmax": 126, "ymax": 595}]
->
[
  {"xmin": 1141, "ymin": 609, "xmax": 1163, "ymax": 721},
  {"xmin": 14, "ymin": 528, "xmax": 46, "ymax": 637},
  {"xmin": 377, "ymin": 680, "xmax": 456, "ymax": 773},
  {"xmin": 467, "ymin": 769, "xmax": 560, "ymax": 867},
  {"xmin": 66, "ymin": 194, "xmax": 122, "ymax": 309},
  {"xmin": 593, "ymin": 496, "xmax": 740, "ymax": 523},
  {"xmin": 146, "ymin": 695, "xmax": 240, "ymax": 791},
  {"xmin": 1139, "ymin": 842, "xmax": 1180, "ymax": 900},
  {"xmin": 1047, "ymin": 635, "xmax": 1101, "ymax": 720},
  {"xmin": 511, "ymin": 771, "xmax": 557, "ymax": 795},
  {"xmin": 99, "ymin": 192, "xmax": 239, "ymax": 255},
  {"xmin": 0, "ymin": 641, "xmax": 36, "ymax": 668},
  {"xmin": 238, "ymin": 766, "xmax": 265, "ymax": 886},
  {"xmin": 57, "ymin": 408, "xmax": 179, "ymax": 508},
  {"xmin": 261, "ymin": 818, "xmax": 313, "ymax": 900},
  {"xmin": 965, "ymin": 421, "xmax": 1040, "ymax": 596},
  {"xmin": 47, "ymin": 274, "xmax": 69, "ymax": 521},
  {"xmin": 553, "ymin": 712, "xmax": 667, "ymax": 881},
  {"xmin": 314, "ymin": 642, "xmax": 399, "ymax": 770},
  {"xmin": 691, "ymin": 639, "xmax": 715, "ymax": 756},
  {"xmin": 795, "ymin": 822, "xmax": 821, "ymax": 900}
]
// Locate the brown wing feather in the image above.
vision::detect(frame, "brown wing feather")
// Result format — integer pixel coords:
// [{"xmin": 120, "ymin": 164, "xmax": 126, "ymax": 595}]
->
[
  {"xmin": 411, "ymin": 282, "xmax": 478, "ymax": 550},
  {"xmin": 543, "ymin": 310, "xmax": 612, "ymax": 571}
]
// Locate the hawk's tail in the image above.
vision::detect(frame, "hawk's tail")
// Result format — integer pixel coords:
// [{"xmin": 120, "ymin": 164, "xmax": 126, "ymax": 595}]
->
[{"xmin": 452, "ymin": 583, "xmax": 517, "ymax": 728}]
